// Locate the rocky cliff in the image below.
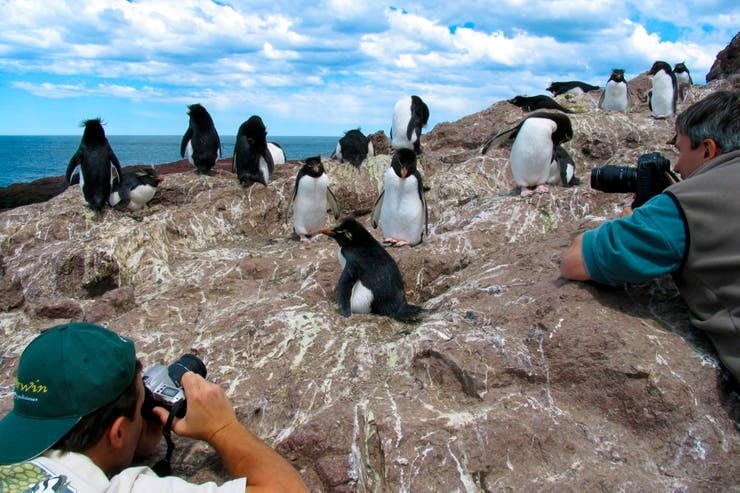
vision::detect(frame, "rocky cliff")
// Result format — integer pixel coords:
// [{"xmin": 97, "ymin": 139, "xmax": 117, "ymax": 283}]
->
[{"xmin": 1, "ymin": 78, "xmax": 739, "ymax": 491}]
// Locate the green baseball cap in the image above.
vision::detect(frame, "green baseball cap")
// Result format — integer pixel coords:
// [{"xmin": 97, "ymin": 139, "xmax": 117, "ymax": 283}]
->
[{"xmin": 0, "ymin": 322, "xmax": 136, "ymax": 465}]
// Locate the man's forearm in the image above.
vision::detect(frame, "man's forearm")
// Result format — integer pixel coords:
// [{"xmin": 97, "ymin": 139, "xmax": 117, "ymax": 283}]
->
[
  {"xmin": 560, "ymin": 234, "xmax": 591, "ymax": 281},
  {"xmin": 209, "ymin": 420, "xmax": 307, "ymax": 493}
]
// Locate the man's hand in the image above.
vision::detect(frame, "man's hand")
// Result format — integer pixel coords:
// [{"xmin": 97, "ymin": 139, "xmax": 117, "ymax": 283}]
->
[{"xmin": 151, "ymin": 371, "xmax": 237, "ymax": 442}]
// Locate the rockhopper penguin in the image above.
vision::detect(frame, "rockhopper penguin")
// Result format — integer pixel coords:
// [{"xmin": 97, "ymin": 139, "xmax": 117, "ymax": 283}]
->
[
  {"xmin": 322, "ymin": 217, "xmax": 424, "ymax": 321},
  {"xmin": 180, "ymin": 103, "xmax": 221, "ymax": 174},
  {"xmin": 65, "ymin": 118, "xmax": 122, "ymax": 214},
  {"xmin": 371, "ymin": 148, "xmax": 428, "ymax": 246},
  {"xmin": 291, "ymin": 156, "xmax": 340, "ymax": 241}
]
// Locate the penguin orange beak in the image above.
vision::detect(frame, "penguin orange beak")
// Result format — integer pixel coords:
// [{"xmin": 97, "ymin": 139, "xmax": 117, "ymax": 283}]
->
[
  {"xmin": 320, "ymin": 227, "xmax": 332, "ymax": 235},
  {"xmin": 313, "ymin": 165, "xmax": 320, "ymax": 173},
  {"xmin": 401, "ymin": 167, "xmax": 408, "ymax": 178}
]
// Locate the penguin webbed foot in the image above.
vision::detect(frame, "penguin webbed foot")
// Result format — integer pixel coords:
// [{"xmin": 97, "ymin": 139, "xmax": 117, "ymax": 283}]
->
[
  {"xmin": 392, "ymin": 304, "xmax": 425, "ymax": 322},
  {"xmin": 383, "ymin": 237, "xmax": 406, "ymax": 247},
  {"xmin": 519, "ymin": 185, "xmax": 549, "ymax": 197}
]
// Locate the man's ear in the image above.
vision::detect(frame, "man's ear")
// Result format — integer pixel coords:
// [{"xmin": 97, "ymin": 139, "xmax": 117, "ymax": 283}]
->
[
  {"xmin": 703, "ymin": 138, "xmax": 720, "ymax": 160},
  {"xmin": 107, "ymin": 416, "xmax": 129, "ymax": 450}
]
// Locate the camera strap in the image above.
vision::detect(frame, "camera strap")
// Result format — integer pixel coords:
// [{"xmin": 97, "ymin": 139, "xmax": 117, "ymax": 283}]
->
[{"xmin": 152, "ymin": 400, "xmax": 185, "ymax": 477}]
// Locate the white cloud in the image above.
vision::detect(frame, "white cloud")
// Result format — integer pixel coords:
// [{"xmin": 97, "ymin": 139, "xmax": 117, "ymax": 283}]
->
[{"xmin": 0, "ymin": 1, "xmax": 737, "ymax": 135}]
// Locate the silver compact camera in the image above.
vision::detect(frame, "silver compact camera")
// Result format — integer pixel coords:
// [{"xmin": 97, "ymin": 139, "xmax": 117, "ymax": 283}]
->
[{"xmin": 142, "ymin": 354, "xmax": 206, "ymax": 418}]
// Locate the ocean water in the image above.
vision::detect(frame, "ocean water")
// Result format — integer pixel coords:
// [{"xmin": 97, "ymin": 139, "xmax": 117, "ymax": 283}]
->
[{"xmin": 0, "ymin": 135, "xmax": 339, "ymax": 187}]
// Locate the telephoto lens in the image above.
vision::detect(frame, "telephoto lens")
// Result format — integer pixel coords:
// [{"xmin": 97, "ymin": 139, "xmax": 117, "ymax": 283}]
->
[{"xmin": 590, "ymin": 165, "xmax": 638, "ymax": 193}]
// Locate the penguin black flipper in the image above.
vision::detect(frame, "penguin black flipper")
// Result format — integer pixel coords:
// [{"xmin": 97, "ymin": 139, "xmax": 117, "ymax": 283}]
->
[
  {"xmin": 370, "ymin": 190, "xmax": 385, "ymax": 229},
  {"xmin": 481, "ymin": 124, "xmax": 522, "ymax": 154},
  {"xmin": 326, "ymin": 187, "xmax": 341, "ymax": 219},
  {"xmin": 65, "ymin": 150, "xmax": 82, "ymax": 184},
  {"xmin": 109, "ymin": 147, "xmax": 122, "ymax": 181},
  {"xmin": 412, "ymin": 168, "xmax": 429, "ymax": 237},
  {"xmin": 408, "ymin": 95, "xmax": 430, "ymax": 154},
  {"xmin": 180, "ymin": 127, "xmax": 193, "ymax": 158},
  {"xmin": 554, "ymin": 144, "xmax": 578, "ymax": 187}
]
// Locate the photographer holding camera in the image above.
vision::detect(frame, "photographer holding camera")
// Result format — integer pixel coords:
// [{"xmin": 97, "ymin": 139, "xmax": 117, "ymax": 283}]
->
[
  {"xmin": 561, "ymin": 90, "xmax": 740, "ymax": 383},
  {"xmin": 0, "ymin": 322, "xmax": 307, "ymax": 492}
]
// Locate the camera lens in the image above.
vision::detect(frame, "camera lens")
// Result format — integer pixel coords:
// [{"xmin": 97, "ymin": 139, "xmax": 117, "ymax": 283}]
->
[
  {"xmin": 590, "ymin": 165, "xmax": 638, "ymax": 193},
  {"xmin": 167, "ymin": 354, "xmax": 207, "ymax": 386}
]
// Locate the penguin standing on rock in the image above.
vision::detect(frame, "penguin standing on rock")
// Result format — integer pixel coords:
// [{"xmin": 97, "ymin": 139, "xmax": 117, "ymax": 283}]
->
[
  {"xmin": 109, "ymin": 167, "xmax": 163, "ymax": 211},
  {"xmin": 673, "ymin": 62, "xmax": 693, "ymax": 102},
  {"xmin": 66, "ymin": 118, "xmax": 122, "ymax": 214},
  {"xmin": 599, "ymin": 69, "xmax": 629, "ymax": 112},
  {"xmin": 391, "ymin": 95, "xmax": 429, "ymax": 154},
  {"xmin": 180, "ymin": 104, "xmax": 221, "ymax": 174},
  {"xmin": 648, "ymin": 61, "xmax": 677, "ymax": 118},
  {"xmin": 322, "ymin": 217, "xmax": 424, "ymax": 321},
  {"xmin": 331, "ymin": 129, "xmax": 375, "ymax": 167},
  {"xmin": 291, "ymin": 156, "xmax": 340, "ymax": 241},
  {"xmin": 232, "ymin": 116, "xmax": 275, "ymax": 187},
  {"xmin": 481, "ymin": 111, "xmax": 576, "ymax": 196},
  {"xmin": 371, "ymin": 148, "xmax": 428, "ymax": 246}
]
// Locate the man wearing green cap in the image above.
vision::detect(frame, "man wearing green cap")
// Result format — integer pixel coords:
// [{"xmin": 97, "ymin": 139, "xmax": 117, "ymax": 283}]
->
[{"xmin": 0, "ymin": 322, "xmax": 307, "ymax": 492}]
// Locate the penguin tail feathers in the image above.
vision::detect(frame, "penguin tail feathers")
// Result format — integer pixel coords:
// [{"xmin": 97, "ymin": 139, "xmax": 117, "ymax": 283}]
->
[{"xmin": 393, "ymin": 303, "xmax": 425, "ymax": 322}]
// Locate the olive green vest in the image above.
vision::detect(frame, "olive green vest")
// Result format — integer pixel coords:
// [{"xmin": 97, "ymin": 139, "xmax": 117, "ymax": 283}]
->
[{"xmin": 665, "ymin": 149, "xmax": 740, "ymax": 380}]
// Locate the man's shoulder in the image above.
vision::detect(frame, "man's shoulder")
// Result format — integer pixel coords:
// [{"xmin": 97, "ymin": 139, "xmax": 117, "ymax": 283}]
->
[{"xmin": 110, "ymin": 466, "xmax": 247, "ymax": 493}]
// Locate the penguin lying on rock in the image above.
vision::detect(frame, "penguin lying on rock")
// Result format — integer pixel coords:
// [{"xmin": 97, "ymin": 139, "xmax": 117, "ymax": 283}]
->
[
  {"xmin": 322, "ymin": 217, "xmax": 424, "ymax": 322},
  {"xmin": 109, "ymin": 167, "xmax": 162, "ymax": 211},
  {"xmin": 291, "ymin": 156, "xmax": 340, "ymax": 241},
  {"xmin": 546, "ymin": 81, "xmax": 601, "ymax": 97},
  {"xmin": 66, "ymin": 118, "xmax": 122, "ymax": 214},
  {"xmin": 508, "ymin": 95, "xmax": 574, "ymax": 114},
  {"xmin": 482, "ymin": 111, "xmax": 577, "ymax": 196},
  {"xmin": 332, "ymin": 129, "xmax": 374, "ymax": 167},
  {"xmin": 371, "ymin": 148, "xmax": 428, "ymax": 247},
  {"xmin": 268, "ymin": 141, "xmax": 286, "ymax": 165}
]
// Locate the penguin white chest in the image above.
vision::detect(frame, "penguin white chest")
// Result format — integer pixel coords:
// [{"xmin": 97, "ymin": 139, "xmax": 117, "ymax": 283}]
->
[
  {"xmin": 337, "ymin": 250, "xmax": 373, "ymax": 314},
  {"xmin": 509, "ymin": 118, "xmax": 557, "ymax": 188},
  {"xmin": 184, "ymin": 140, "xmax": 194, "ymax": 164},
  {"xmin": 650, "ymin": 72, "xmax": 675, "ymax": 117},
  {"xmin": 258, "ymin": 156, "xmax": 271, "ymax": 184},
  {"xmin": 293, "ymin": 174, "xmax": 329, "ymax": 235},
  {"xmin": 602, "ymin": 81, "xmax": 628, "ymax": 111},
  {"xmin": 128, "ymin": 184, "xmax": 157, "ymax": 210},
  {"xmin": 379, "ymin": 168, "xmax": 424, "ymax": 243}
]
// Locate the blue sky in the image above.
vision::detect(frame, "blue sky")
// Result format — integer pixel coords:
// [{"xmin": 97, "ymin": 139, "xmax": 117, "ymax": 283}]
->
[{"xmin": 0, "ymin": 1, "xmax": 737, "ymax": 136}]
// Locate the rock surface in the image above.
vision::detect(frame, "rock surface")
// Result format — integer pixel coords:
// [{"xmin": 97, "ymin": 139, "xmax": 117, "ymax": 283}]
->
[
  {"xmin": 1, "ymin": 88, "xmax": 739, "ymax": 491},
  {"xmin": 706, "ymin": 31, "xmax": 740, "ymax": 82}
]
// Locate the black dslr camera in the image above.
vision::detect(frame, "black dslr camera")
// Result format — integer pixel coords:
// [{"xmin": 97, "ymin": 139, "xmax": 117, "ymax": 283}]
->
[
  {"xmin": 590, "ymin": 152, "xmax": 675, "ymax": 208},
  {"xmin": 142, "ymin": 354, "xmax": 207, "ymax": 419}
]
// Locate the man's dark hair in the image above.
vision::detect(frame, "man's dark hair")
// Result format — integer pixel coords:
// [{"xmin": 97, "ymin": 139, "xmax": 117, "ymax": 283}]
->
[
  {"xmin": 52, "ymin": 360, "xmax": 142, "ymax": 453},
  {"xmin": 676, "ymin": 90, "xmax": 740, "ymax": 153}
]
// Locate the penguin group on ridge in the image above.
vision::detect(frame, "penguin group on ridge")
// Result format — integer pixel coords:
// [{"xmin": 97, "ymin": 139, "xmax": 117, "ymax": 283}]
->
[
  {"xmin": 484, "ymin": 60, "xmax": 693, "ymax": 196},
  {"xmin": 64, "ymin": 96, "xmax": 433, "ymax": 321}
]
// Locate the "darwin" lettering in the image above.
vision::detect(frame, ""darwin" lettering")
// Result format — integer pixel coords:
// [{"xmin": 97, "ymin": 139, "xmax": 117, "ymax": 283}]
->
[{"xmin": 15, "ymin": 379, "xmax": 48, "ymax": 394}]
